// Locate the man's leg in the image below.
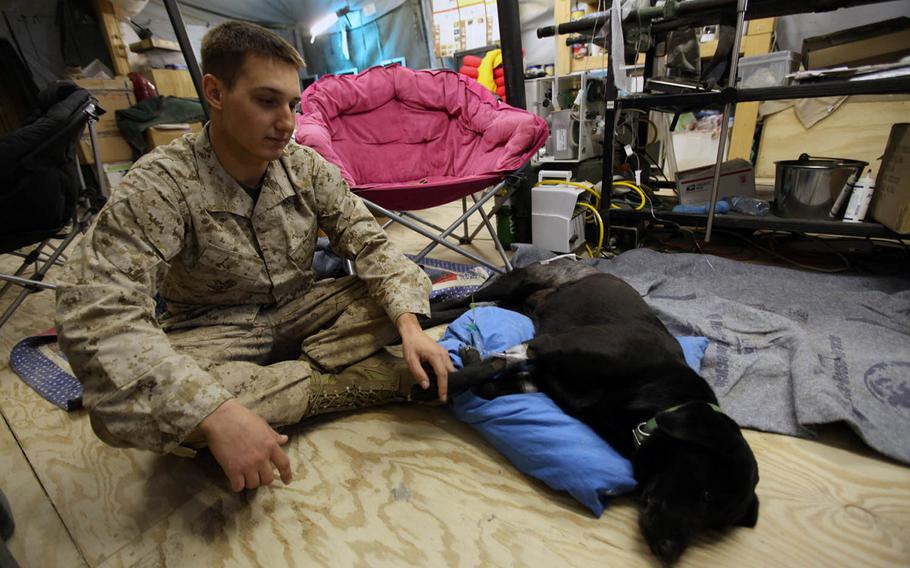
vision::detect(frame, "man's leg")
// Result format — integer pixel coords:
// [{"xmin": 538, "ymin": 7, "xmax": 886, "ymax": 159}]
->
[
  {"xmin": 167, "ymin": 319, "xmax": 411, "ymax": 433},
  {"xmin": 92, "ymin": 278, "xmax": 420, "ymax": 453},
  {"xmin": 269, "ymin": 275, "xmax": 403, "ymax": 373}
]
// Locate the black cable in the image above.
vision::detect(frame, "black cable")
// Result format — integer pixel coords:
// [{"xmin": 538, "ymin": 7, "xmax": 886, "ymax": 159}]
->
[
  {"xmin": 719, "ymin": 230, "xmax": 851, "ymax": 273},
  {"xmin": 642, "ymin": 149, "xmax": 672, "ymax": 183}
]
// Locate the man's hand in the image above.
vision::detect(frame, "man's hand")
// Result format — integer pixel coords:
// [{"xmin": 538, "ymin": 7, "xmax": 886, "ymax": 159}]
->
[
  {"xmin": 396, "ymin": 313, "xmax": 454, "ymax": 402},
  {"xmin": 198, "ymin": 399, "xmax": 293, "ymax": 492}
]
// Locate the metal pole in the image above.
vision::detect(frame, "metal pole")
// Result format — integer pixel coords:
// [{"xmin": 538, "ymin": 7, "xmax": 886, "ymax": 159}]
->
[
  {"xmin": 704, "ymin": 0, "xmax": 747, "ymax": 243},
  {"xmin": 601, "ymin": 10, "xmax": 619, "ymax": 239},
  {"xmin": 85, "ymin": 115, "xmax": 107, "ymax": 197},
  {"xmin": 0, "ymin": 273, "xmax": 57, "ymax": 291},
  {"xmin": 495, "ymin": 0, "xmax": 526, "ymax": 109},
  {"xmin": 162, "ymin": 0, "xmax": 210, "ymax": 120}
]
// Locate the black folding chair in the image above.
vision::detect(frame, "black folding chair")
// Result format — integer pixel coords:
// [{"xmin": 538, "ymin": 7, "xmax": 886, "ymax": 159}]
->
[{"xmin": 0, "ymin": 81, "xmax": 107, "ymax": 329}]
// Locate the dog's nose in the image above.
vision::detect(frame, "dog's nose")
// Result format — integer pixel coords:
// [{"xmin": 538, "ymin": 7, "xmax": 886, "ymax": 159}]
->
[{"xmin": 654, "ymin": 538, "xmax": 684, "ymax": 564}]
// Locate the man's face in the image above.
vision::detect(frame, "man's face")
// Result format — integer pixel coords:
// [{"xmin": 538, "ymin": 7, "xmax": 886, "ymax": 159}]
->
[{"xmin": 213, "ymin": 53, "xmax": 300, "ymax": 162}]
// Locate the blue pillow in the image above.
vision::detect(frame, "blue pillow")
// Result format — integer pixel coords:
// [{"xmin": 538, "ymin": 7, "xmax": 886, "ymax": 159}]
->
[
  {"xmin": 441, "ymin": 306, "xmax": 709, "ymax": 517},
  {"xmin": 676, "ymin": 335, "xmax": 709, "ymax": 374}
]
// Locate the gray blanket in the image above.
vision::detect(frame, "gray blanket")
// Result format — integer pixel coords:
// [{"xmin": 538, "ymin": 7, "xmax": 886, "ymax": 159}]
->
[{"xmin": 511, "ymin": 246, "xmax": 910, "ymax": 464}]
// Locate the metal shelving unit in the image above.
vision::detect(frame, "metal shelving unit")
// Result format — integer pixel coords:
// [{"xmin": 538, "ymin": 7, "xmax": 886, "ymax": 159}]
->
[
  {"xmin": 539, "ymin": 0, "xmax": 909, "ymax": 242},
  {"xmin": 607, "ymin": 208, "xmax": 895, "ymax": 238},
  {"xmin": 619, "ymin": 76, "xmax": 910, "ymax": 110}
]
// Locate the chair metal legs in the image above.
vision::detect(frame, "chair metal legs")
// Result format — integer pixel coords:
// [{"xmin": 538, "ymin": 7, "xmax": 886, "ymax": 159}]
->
[
  {"xmin": 0, "ymin": 229, "xmax": 80, "ymax": 329},
  {"xmin": 363, "ymin": 181, "xmax": 513, "ymax": 274},
  {"xmin": 0, "ymin": 109, "xmax": 103, "ymax": 330}
]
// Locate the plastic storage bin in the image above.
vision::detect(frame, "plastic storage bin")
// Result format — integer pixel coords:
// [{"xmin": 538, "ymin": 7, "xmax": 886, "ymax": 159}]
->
[{"xmin": 737, "ymin": 51, "xmax": 801, "ymax": 88}]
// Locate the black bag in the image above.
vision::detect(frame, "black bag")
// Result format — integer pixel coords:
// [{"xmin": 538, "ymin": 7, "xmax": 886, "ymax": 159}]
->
[{"xmin": 0, "ymin": 81, "xmax": 93, "ymax": 251}]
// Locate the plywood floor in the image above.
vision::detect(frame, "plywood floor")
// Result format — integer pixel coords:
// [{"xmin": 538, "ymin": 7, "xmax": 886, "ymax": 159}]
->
[{"xmin": 1, "ymin": 202, "xmax": 908, "ymax": 567}]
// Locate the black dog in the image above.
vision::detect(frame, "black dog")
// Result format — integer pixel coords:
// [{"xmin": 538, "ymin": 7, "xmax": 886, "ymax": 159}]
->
[{"xmin": 417, "ymin": 259, "xmax": 759, "ymax": 564}]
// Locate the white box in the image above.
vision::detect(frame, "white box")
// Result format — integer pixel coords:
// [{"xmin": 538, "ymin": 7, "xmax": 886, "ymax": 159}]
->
[
  {"xmin": 531, "ymin": 184, "xmax": 586, "ymax": 253},
  {"xmin": 677, "ymin": 159, "xmax": 756, "ymax": 205}
]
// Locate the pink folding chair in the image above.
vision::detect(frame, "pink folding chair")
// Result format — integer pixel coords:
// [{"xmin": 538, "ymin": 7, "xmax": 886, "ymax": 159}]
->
[{"xmin": 295, "ymin": 64, "xmax": 548, "ymax": 273}]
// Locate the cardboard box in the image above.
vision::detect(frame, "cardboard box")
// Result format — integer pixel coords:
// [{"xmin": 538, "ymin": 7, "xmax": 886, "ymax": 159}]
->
[
  {"xmin": 148, "ymin": 68, "xmax": 197, "ymax": 98},
  {"xmin": 74, "ymin": 77, "xmax": 135, "ymax": 134},
  {"xmin": 870, "ymin": 123, "xmax": 910, "ymax": 234},
  {"xmin": 129, "ymin": 37, "xmax": 180, "ymax": 53},
  {"xmin": 745, "ymin": 18, "xmax": 775, "ymax": 36},
  {"xmin": 677, "ymin": 159, "xmax": 756, "ymax": 205},
  {"xmin": 79, "ymin": 131, "xmax": 134, "ymax": 164},
  {"xmin": 803, "ymin": 18, "xmax": 910, "ymax": 69},
  {"xmin": 146, "ymin": 123, "xmax": 203, "ymax": 150}
]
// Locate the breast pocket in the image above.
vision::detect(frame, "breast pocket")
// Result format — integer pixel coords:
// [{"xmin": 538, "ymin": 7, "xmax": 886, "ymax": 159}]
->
[
  {"xmin": 288, "ymin": 225, "xmax": 316, "ymax": 274},
  {"xmin": 196, "ymin": 242, "xmax": 265, "ymax": 293}
]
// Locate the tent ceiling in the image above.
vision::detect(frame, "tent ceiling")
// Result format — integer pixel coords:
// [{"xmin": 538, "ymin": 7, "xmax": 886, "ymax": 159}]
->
[{"xmin": 170, "ymin": 0, "xmax": 407, "ymax": 29}]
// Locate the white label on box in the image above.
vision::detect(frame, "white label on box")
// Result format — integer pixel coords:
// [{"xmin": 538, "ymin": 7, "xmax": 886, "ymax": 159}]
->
[{"xmin": 556, "ymin": 129, "xmax": 567, "ymax": 152}]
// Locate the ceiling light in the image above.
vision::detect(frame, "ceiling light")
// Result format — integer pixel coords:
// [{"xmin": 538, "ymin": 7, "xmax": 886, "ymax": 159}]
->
[{"xmin": 309, "ymin": 5, "xmax": 351, "ymax": 44}]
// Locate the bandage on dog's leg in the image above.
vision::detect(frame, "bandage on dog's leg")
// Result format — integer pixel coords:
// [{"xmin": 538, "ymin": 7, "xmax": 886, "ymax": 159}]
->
[{"xmin": 409, "ymin": 355, "xmax": 510, "ymax": 401}]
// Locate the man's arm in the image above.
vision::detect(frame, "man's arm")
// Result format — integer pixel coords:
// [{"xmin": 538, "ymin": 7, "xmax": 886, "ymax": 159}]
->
[
  {"xmin": 304, "ymin": 150, "xmax": 433, "ymax": 322},
  {"xmin": 56, "ymin": 166, "xmax": 232, "ymax": 453},
  {"xmin": 302, "ymin": 150, "xmax": 453, "ymax": 401},
  {"xmin": 194, "ymin": 399, "xmax": 292, "ymax": 491},
  {"xmin": 395, "ymin": 313, "xmax": 454, "ymax": 401}
]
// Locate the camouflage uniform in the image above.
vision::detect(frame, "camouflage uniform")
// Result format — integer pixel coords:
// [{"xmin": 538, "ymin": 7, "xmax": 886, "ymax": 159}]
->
[{"xmin": 56, "ymin": 127, "xmax": 431, "ymax": 455}]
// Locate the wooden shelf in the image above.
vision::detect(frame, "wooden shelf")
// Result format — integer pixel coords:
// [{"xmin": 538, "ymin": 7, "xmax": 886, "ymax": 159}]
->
[{"xmin": 569, "ymin": 54, "xmax": 609, "ymax": 73}]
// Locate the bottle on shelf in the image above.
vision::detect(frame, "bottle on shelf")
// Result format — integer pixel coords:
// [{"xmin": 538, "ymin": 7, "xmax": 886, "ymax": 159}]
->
[
  {"xmin": 495, "ymin": 189, "xmax": 514, "ymax": 248},
  {"xmin": 842, "ymin": 170, "xmax": 876, "ymax": 223},
  {"xmin": 829, "ymin": 172, "xmax": 858, "ymax": 218},
  {"xmin": 727, "ymin": 196, "xmax": 770, "ymax": 216}
]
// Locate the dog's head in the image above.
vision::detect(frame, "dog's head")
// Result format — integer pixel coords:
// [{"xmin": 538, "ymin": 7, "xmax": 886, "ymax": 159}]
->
[{"xmin": 633, "ymin": 402, "xmax": 759, "ymax": 564}]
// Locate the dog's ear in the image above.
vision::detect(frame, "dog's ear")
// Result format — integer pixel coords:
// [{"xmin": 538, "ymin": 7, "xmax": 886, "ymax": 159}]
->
[
  {"xmin": 655, "ymin": 402, "xmax": 741, "ymax": 453},
  {"xmin": 735, "ymin": 494, "xmax": 759, "ymax": 527}
]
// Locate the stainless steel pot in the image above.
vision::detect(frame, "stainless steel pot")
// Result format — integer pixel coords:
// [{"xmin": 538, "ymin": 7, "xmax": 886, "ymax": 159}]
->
[{"xmin": 774, "ymin": 154, "xmax": 868, "ymax": 219}]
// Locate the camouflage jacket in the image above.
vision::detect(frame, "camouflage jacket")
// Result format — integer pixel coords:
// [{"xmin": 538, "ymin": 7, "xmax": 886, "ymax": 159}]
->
[{"xmin": 55, "ymin": 127, "xmax": 430, "ymax": 452}]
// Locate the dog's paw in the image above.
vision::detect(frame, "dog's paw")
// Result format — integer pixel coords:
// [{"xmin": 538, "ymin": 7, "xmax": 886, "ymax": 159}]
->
[
  {"xmin": 459, "ymin": 345, "xmax": 483, "ymax": 366},
  {"xmin": 408, "ymin": 363, "xmax": 440, "ymax": 402}
]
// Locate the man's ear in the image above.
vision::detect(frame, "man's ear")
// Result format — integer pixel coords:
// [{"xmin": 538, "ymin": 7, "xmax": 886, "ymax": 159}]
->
[{"xmin": 202, "ymin": 73, "xmax": 224, "ymax": 111}]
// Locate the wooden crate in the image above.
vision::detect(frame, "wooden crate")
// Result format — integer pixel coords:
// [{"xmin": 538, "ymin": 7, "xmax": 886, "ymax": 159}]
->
[{"xmin": 149, "ymin": 69, "xmax": 198, "ymax": 99}]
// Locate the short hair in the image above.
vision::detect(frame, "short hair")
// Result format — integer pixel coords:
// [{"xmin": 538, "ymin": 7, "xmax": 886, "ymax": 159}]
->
[{"xmin": 201, "ymin": 21, "xmax": 305, "ymax": 88}]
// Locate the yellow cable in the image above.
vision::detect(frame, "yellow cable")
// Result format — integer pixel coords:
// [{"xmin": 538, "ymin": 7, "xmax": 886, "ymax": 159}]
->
[
  {"xmin": 611, "ymin": 181, "xmax": 647, "ymax": 211},
  {"xmin": 576, "ymin": 201, "xmax": 604, "ymax": 257},
  {"xmin": 534, "ymin": 179, "xmax": 601, "ymax": 208},
  {"xmin": 534, "ymin": 179, "xmax": 644, "ymax": 255}
]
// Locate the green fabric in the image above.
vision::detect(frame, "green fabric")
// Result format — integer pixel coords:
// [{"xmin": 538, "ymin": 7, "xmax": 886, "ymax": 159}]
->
[{"xmin": 115, "ymin": 96, "xmax": 206, "ymax": 156}]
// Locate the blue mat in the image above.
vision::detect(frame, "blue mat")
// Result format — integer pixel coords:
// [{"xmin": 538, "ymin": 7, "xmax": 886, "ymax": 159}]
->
[
  {"xmin": 9, "ymin": 333, "xmax": 81, "ymax": 411},
  {"xmin": 407, "ymin": 255, "xmax": 494, "ymax": 303}
]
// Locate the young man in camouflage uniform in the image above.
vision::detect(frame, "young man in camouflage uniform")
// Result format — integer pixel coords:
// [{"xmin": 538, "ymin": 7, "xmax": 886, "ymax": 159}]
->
[{"xmin": 55, "ymin": 21, "xmax": 453, "ymax": 493}]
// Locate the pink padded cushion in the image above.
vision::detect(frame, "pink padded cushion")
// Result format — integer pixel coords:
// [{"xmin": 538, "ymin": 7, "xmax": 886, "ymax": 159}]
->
[{"xmin": 295, "ymin": 65, "xmax": 548, "ymax": 204}]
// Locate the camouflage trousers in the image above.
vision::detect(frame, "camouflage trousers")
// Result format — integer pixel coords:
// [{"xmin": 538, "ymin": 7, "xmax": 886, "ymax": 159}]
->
[{"xmin": 162, "ymin": 275, "xmax": 413, "ymax": 450}]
